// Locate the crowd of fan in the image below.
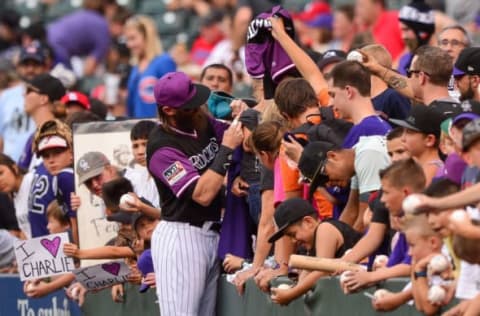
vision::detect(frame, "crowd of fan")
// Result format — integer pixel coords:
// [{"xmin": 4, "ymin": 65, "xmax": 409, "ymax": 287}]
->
[{"xmin": 1, "ymin": 0, "xmax": 480, "ymax": 315}]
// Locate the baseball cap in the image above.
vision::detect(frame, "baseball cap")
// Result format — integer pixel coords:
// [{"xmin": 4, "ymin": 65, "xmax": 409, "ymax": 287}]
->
[
  {"xmin": 76, "ymin": 151, "xmax": 110, "ymax": 184},
  {"xmin": 137, "ymin": 249, "xmax": 154, "ymax": 293},
  {"xmin": 61, "ymin": 91, "xmax": 91, "ymax": 110},
  {"xmin": 238, "ymin": 108, "xmax": 260, "ymax": 131},
  {"xmin": 27, "ymin": 74, "xmax": 66, "ymax": 102},
  {"xmin": 462, "ymin": 119, "xmax": 480, "ymax": 151},
  {"xmin": 454, "ymin": 47, "xmax": 480, "ymax": 76},
  {"xmin": 19, "ymin": 42, "xmax": 46, "ymax": 65},
  {"xmin": 37, "ymin": 135, "xmax": 68, "ymax": 153},
  {"xmin": 306, "ymin": 13, "xmax": 333, "ymax": 29},
  {"xmin": 398, "ymin": 0, "xmax": 435, "ymax": 47},
  {"xmin": 268, "ymin": 198, "xmax": 317, "ymax": 243},
  {"xmin": 317, "ymin": 50, "xmax": 346, "ymax": 71},
  {"xmin": 154, "ymin": 72, "xmax": 210, "ymax": 110},
  {"xmin": 298, "ymin": 141, "xmax": 339, "ymax": 196},
  {"xmin": 389, "ymin": 105, "xmax": 447, "ymax": 138},
  {"xmin": 294, "ymin": 2, "xmax": 331, "ymax": 22}
]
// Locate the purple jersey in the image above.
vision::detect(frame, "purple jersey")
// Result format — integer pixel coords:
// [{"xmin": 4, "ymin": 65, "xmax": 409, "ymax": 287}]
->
[
  {"xmin": 342, "ymin": 115, "xmax": 391, "ymax": 149},
  {"xmin": 28, "ymin": 164, "xmax": 75, "ymax": 237},
  {"xmin": 387, "ymin": 232, "xmax": 411, "ymax": 267}
]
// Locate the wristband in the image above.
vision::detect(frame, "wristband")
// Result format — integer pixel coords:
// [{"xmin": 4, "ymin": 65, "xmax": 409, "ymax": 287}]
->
[
  {"xmin": 209, "ymin": 145, "xmax": 233, "ymax": 176},
  {"xmin": 414, "ymin": 270, "xmax": 427, "ymax": 279}
]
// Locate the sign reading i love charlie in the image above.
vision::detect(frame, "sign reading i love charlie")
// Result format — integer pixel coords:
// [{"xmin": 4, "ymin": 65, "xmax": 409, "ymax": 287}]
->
[
  {"xmin": 73, "ymin": 261, "xmax": 130, "ymax": 291},
  {"xmin": 14, "ymin": 232, "xmax": 75, "ymax": 281}
]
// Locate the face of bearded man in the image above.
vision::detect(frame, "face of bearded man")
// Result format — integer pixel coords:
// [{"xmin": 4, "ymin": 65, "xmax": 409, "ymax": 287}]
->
[{"xmin": 172, "ymin": 107, "xmax": 208, "ymax": 132}]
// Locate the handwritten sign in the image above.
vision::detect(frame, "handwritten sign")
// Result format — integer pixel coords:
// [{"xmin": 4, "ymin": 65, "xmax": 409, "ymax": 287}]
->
[
  {"xmin": 73, "ymin": 261, "xmax": 130, "ymax": 291},
  {"xmin": 14, "ymin": 233, "xmax": 75, "ymax": 281}
]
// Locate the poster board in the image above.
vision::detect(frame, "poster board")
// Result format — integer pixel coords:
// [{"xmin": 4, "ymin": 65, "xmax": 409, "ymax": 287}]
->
[{"xmin": 73, "ymin": 261, "xmax": 130, "ymax": 291}]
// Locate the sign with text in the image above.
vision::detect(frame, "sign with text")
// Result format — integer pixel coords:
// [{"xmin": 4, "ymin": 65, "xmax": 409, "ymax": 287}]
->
[
  {"xmin": 73, "ymin": 261, "xmax": 130, "ymax": 291},
  {"xmin": 14, "ymin": 233, "xmax": 75, "ymax": 281}
]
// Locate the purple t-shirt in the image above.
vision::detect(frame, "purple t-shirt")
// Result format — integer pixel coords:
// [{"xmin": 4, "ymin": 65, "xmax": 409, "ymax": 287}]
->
[
  {"xmin": 437, "ymin": 153, "xmax": 468, "ymax": 185},
  {"xmin": 47, "ymin": 9, "xmax": 110, "ymax": 66},
  {"xmin": 342, "ymin": 115, "xmax": 391, "ymax": 149},
  {"xmin": 387, "ymin": 232, "xmax": 411, "ymax": 267}
]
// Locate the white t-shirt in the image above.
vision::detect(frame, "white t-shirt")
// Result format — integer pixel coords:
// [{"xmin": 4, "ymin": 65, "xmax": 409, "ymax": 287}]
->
[
  {"xmin": 350, "ymin": 135, "xmax": 390, "ymax": 194},
  {"xmin": 124, "ymin": 164, "xmax": 160, "ymax": 208},
  {"xmin": 13, "ymin": 172, "xmax": 34, "ymax": 239}
]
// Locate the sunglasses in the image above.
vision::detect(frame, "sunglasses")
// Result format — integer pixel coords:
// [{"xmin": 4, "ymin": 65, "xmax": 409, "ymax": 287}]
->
[{"xmin": 406, "ymin": 69, "xmax": 431, "ymax": 78}]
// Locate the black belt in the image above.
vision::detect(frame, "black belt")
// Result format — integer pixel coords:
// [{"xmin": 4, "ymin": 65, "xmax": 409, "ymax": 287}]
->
[{"xmin": 189, "ymin": 222, "xmax": 222, "ymax": 233}]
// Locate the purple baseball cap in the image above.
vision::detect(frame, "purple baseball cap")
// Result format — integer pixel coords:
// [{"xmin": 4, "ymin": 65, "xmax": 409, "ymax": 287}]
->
[
  {"xmin": 137, "ymin": 249, "xmax": 154, "ymax": 293},
  {"xmin": 452, "ymin": 113, "xmax": 480, "ymax": 126},
  {"xmin": 154, "ymin": 72, "xmax": 210, "ymax": 109},
  {"xmin": 452, "ymin": 66, "xmax": 465, "ymax": 77},
  {"xmin": 306, "ymin": 13, "xmax": 333, "ymax": 29}
]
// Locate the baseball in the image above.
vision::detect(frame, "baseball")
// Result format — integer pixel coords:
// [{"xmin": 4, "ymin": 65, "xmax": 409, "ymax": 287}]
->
[
  {"xmin": 71, "ymin": 287, "xmax": 80, "ymax": 300},
  {"xmin": 120, "ymin": 193, "xmax": 134, "ymax": 207},
  {"xmin": 449, "ymin": 209, "xmax": 469, "ymax": 223},
  {"xmin": 374, "ymin": 255, "xmax": 389, "ymax": 266},
  {"xmin": 429, "ymin": 254, "xmax": 449, "ymax": 274},
  {"xmin": 277, "ymin": 283, "xmax": 292, "ymax": 290},
  {"xmin": 428, "ymin": 285, "xmax": 446, "ymax": 304},
  {"xmin": 373, "ymin": 289, "xmax": 389, "ymax": 300},
  {"xmin": 340, "ymin": 271, "xmax": 353, "ymax": 284},
  {"xmin": 347, "ymin": 51, "xmax": 364, "ymax": 62},
  {"xmin": 26, "ymin": 283, "xmax": 36, "ymax": 292},
  {"xmin": 402, "ymin": 195, "xmax": 422, "ymax": 214}
]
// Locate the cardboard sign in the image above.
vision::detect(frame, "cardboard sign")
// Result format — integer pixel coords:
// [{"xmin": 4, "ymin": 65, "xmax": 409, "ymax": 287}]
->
[
  {"xmin": 14, "ymin": 233, "xmax": 75, "ymax": 281},
  {"xmin": 73, "ymin": 261, "xmax": 130, "ymax": 291}
]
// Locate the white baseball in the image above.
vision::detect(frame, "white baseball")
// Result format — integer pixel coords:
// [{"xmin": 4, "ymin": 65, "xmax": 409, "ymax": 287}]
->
[
  {"xmin": 374, "ymin": 255, "xmax": 389, "ymax": 266},
  {"xmin": 346, "ymin": 51, "xmax": 364, "ymax": 62},
  {"xmin": 429, "ymin": 254, "xmax": 449, "ymax": 274},
  {"xmin": 71, "ymin": 287, "xmax": 80, "ymax": 300},
  {"xmin": 277, "ymin": 283, "xmax": 292, "ymax": 290},
  {"xmin": 26, "ymin": 283, "xmax": 36, "ymax": 292},
  {"xmin": 402, "ymin": 195, "xmax": 422, "ymax": 214},
  {"xmin": 374, "ymin": 289, "xmax": 389, "ymax": 300},
  {"xmin": 450, "ymin": 209, "xmax": 469, "ymax": 223},
  {"xmin": 119, "ymin": 193, "xmax": 134, "ymax": 207},
  {"xmin": 340, "ymin": 271, "xmax": 353, "ymax": 284},
  {"xmin": 428, "ymin": 285, "xmax": 446, "ymax": 304}
]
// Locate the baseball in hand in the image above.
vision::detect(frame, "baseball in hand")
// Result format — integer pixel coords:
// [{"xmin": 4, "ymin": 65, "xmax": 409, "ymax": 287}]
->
[
  {"xmin": 429, "ymin": 254, "xmax": 449, "ymax": 274},
  {"xmin": 449, "ymin": 209, "xmax": 469, "ymax": 224},
  {"xmin": 71, "ymin": 287, "xmax": 80, "ymax": 300},
  {"xmin": 340, "ymin": 271, "xmax": 353, "ymax": 284},
  {"xmin": 120, "ymin": 193, "xmax": 134, "ymax": 207},
  {"xmin": 26, "ymin": 283, "xmax": 36, "ymax": 292},
  {"xmin": 374, "ymin": 255, "xmax": 389, "ymax": 266},
  {"xmin": 277, "ymin": 283, "xmax": 292, "ymax": 290},
  {"xmin": 347, "ymin": 51, "xmax": 364, "ymax": 62},
  {"xmin": 373, "ymin": 289, "xmax": 389, "ymax": 300},
  {"xmin": 402, "ymin": 195, "xmax": 422, "ymax": 214},
  {"xmin": 428, "ymin": 285, "xmax": 446, "ymax": 304}
]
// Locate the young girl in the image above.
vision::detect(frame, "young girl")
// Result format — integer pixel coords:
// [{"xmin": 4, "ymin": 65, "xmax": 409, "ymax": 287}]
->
[
  {"xmin": 0, "ymin": 153, "xmax": 34, "ymax": 239},
  {"xmin": 125, "ymin": 15, "xmax": 176, "ymax": 118},
  {"xmin": 46, "ymin": 200, "xmax": 71, "ymax": 235}
]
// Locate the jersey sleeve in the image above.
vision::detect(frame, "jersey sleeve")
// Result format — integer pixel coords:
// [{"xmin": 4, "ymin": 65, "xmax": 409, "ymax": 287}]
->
[{"xmin": 148, "ymin": 147, "xmax": 200, "ymax": 198}]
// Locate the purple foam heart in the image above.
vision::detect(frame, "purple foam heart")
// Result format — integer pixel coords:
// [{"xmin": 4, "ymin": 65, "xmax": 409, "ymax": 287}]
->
[
  {"xmin": 102, "ymin": 263, "xmax": 121, "ymax": 276},
  {"xmin": 40, "ymin": 236, "xmax": 61, "ymax": 258}
]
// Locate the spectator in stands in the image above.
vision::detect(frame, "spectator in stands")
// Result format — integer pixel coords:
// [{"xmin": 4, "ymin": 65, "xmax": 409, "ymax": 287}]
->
[
  {"xmin": 331, "ymin": 4, "xmax": 356, "ymax": 52},
  {"xmin": 453, "ymin": 47, "xmax": 480, "ymax": 102},
  {"xmin": 354, "ymin": 0, "xmax": 404, "ymax": 60},
  {"xmin": 46, "ymin": 200, "xmax": 71, "ymax": 235},
  {"xmin": 437, "ymin": 25, "xmax": 471, "ymax": 62},
  {"xmin": 200, "ymin": 63, "xmax": 233, "ymax": 94},
  {"xmin": 190, "ymin": 10, "xmax": 225, "ymax": 66},
  {"xmin": 61, "ymin": 91, "xmax": 91, "ymax": 116},
  {"xmin": 0, "ymin": 153, "xmax": 34, "ymax": 239},
  {"xmin": 0, "ymin": 9, "xmax": 20, "ymax": 59},
  {"xmin": 124, "ymin": 15, "xmax": 176, "ymax": 118},
  {"xmin": 47, "ymin": 0, "xmax": 110, "ymax": 76},
  {"xmin": 0, "ymin": 42, "xmax": 49, "ymax": 163}
]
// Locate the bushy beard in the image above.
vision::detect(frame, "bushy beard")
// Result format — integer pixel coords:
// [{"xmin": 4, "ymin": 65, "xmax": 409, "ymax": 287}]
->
[
  {"xmin": 173, "ymin": 108, "xmax": 208, "ymax": 132},
  {"xmin": 460, "ymin": 84, "xmax": 475, "ymax": 101}
]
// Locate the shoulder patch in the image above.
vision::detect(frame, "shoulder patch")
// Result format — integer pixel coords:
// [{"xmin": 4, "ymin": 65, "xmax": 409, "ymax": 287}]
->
[{"xmin": 163, "ymin": 161, "xmax": 187, "ymax": 186}]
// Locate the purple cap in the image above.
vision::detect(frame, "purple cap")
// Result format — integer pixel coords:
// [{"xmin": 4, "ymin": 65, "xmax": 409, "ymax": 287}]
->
[
  {"xmin": 452, "ymin": 112, "xmax": 480, "ymax": 126},
  {"xmin": 452, "ymin": 66, "xmax": 466, "ymax": 77},
  {"xmin": 154, "ymin": 72, "xmax": 210, "ymax": 109},
  {"xmin": 137, "ymin": 249, "xmax": 154, "ymax": 293},
  {"xmin": 306, "ymin": 13, "xmax": 333, "ymax": 29}
]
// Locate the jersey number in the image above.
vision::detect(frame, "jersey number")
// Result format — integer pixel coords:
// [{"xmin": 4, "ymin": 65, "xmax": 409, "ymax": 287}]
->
[{"xmin": 29, "ymin": 175, "xmax": 49, "ymax": 214}]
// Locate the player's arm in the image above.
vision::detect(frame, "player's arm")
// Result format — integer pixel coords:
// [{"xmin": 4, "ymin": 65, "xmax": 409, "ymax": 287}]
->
[
  {"xmin": 342, "ymin": 222, "xmax": 387, "ymax": 263},
  {"xmin": 63, "ymin": 243, "xmax": 135, "ymax": 259}
]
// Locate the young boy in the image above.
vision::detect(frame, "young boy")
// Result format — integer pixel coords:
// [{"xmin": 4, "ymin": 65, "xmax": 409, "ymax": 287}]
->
[
  {"xmin": 343, "ymin": 158, "xmax": 426, "ymax": 292},
  {"xmin": 268, "ymin": 197, "xmax": 362, "ymax": 306},
  {"xmin": 46, "ymin": 200, "xmax": 71, "ymax": 235},
  {"xmin": 124, "ymin": 120, "xmax": 160, "ymax": 208},
  {"xmin": 390, "ymin": 105, "xmax": 448, "ymax": 185}
]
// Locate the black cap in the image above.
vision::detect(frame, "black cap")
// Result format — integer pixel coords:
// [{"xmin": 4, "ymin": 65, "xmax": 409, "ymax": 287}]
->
[
  {"xmin": 389, "ymin": 105, "xmax": 447, "ymax": 138},
  {"xmin": 298, "ymin": 141, "xmax": 339, "ymax": 197},
  {"xmin": 28, "ymin": 74, "xmax": 66, "ymax": 102},
  {"xmin": 462, "ymin": 118, "xmax": 480, "ymax": 151},
  {"xmin": 317, "ymin": 50, "xmax": 346, "ymax": 71},
  {"xmin": 398, "ymin": 0, "xmax": 435, "ymax": 47},
  {"xmin": 19, "ymin": 42, "xmax": 46, "ymax": 64},
  {"xmin": 238, "ymin": 108, "xmax": 260, "ymax": 131},
  {"xmin": 454, "ymin": 47, "xmax": 480, "ymax": 76},
  {"xmin": 268, "ymin": 198, "xmax": 317, "ymax": 243}
]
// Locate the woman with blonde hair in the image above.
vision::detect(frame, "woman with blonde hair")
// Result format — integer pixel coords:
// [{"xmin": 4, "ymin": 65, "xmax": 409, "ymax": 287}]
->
[{"xmin": 125, "ymin": 15, "xmax": 176, "ymax": 118}]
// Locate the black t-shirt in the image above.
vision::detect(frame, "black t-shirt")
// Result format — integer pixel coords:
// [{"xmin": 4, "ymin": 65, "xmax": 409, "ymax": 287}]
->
[
  {"xmin": 240, "ymin": 151, "xmax": 261, "ymax": 184},
  {"xmin": 370, "ymin": 191, "xmax": 390, "ymax": 227},
  {"xmin": 0, "ymin": 193, "xmax": 19, "ymax": 230},
  {"xmin": 311, "ymin": 219, "xmax": 362, "ymax": 258},
  {"xmin": 260, "ymin": 164, "xmax": 274, "ymax": 192}
]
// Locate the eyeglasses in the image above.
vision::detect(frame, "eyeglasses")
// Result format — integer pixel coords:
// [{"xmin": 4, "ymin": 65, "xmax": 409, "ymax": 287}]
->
[
  {"xmin": 406, "ymin": 69, "xmax": 431, "ymax": 78},
  {"xmin": 438, "ymin": 39, "xmax": 466, "ymax": 48}
]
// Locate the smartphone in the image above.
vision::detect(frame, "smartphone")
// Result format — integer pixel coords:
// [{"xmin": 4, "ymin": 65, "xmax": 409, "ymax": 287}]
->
[{"xmin": 283, "ymin": 133, "xmax": 308, "ymax": 146}]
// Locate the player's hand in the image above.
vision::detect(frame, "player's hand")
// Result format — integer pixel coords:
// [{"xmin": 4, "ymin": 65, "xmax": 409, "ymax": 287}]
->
[
  {"xmin": 71, "ymin": 192, "xmax": 81, "ymax": 211},
  {"xmin": 344, "ymin": 269, "xmax": 373, "ymax": 292},
  {"xmin": 120, "ymin": 192, "xmax": 141, "ymax": 211},
  {"xmin": 222, "ymin": 119, "xmax": 244, "ymax": 149},
  {"xmin": 232, "ymin": 267, "xmax": 258, "ymax": 295},
  {"xmin": 270, "ymin": 286, "xmax": 296, "ymax": 306},
  {"xmin": 231, "ymin": 177, "xmax": 249, "ymax": 197},
  {"xmin": 282, "ymin": 136, "xmax": 304, "ymax": 164},
  {"xmin": 230, "ymin": 99, "xmax": 248, "ymax": 119},
  {"xmin": 111, "ymin": 283, "xmax": 124, "ymax": 303},
  {"xmin": 63, "ymin": 243, "xmax": 79, "ymax": 258},
  {"xmin": 143, "ymin": 272, "xmax": 156, "ymax": 288}
]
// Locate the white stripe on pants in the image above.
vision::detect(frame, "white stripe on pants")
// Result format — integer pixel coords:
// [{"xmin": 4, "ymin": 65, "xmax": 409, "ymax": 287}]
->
[{"xmin": 151, "ymin": 220, "xmax": 220, "ymax": 316}]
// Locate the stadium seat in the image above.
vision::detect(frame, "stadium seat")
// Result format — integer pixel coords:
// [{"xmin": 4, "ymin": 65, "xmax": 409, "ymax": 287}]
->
[{"xmin": 138, "ymin": 0, "xmax": 166, "ymax": 15}]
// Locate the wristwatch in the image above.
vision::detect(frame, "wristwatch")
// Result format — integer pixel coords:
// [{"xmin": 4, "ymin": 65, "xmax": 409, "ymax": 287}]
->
[{"xmin": 414, "ymin": 270, "xmax": 427, "ymax": 279}]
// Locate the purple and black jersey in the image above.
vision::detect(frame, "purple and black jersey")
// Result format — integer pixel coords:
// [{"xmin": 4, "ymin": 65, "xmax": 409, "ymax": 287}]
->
[
  {"xmin": 28, "ymin": 164, "xmax": 75, "ymax": 237},
  {"xmin": 147, "ymin": 119, "xmax": 228, "ymax": 223},
  {"xmin": 342, "ymin": 115, "xmax": 391, "ymax": 149}
]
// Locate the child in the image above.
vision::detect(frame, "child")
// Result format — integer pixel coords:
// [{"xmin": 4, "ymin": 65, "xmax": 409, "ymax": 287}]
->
[
  {"xmin": 124, "ymin": 120, "xmax": 160, "ymax": 208},
  {"xmin": 46, "ymin": 200, "xmax": 70, "ymax": 235},
  {"xmin": 343, "ymin": 159, "xmax": 426, "ymax": 292},
  {"xmin": 386, "ymin": 127, "xmax": 410, "ymax": 162},
  {"xmin": 390, "ymin": 105, "xmax": 448, "ymax": 185},
  {"xmin": 268, "ymin": 197, "xmax": 362, "ymax": 306}
]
